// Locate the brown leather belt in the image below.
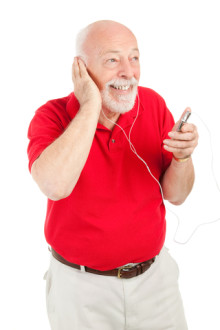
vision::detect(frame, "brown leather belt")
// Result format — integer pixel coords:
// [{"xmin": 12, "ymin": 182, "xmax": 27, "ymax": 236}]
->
[{"xmin": 51, "ymin": 248, "xmax": 155, "ymax": 279}]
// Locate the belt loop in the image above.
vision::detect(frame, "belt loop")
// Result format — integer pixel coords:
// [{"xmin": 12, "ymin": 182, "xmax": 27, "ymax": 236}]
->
[
  {"xmin": 80, "ymin": 265, "xmax": 86, "ymax": 272},
  {"xmin": 136, "ymin": 264, "xmax": 142, "ymax": 276}
]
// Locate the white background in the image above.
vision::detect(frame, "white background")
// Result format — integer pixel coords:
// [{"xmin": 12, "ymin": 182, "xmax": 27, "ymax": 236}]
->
[{"xmin": 1, "ymin": 0, "xmax": 220, "ymax": 329}]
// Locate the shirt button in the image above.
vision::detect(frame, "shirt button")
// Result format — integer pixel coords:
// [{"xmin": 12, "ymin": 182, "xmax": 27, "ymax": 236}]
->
[{"xmin": 111, "ymin": 139, "xmax": 116, "ymax": 143}]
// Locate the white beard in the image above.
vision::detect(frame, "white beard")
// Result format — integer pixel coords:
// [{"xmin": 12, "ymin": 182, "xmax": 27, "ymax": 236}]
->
[{"xmin": 101, "ymin": 78, "xmax": 138, "ymax": 114}]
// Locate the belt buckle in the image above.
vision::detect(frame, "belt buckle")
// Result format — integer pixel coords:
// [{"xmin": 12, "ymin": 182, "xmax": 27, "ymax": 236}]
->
[{"xmin": 117, "ymin": 264, "xmax": 133, "ymax": 278}]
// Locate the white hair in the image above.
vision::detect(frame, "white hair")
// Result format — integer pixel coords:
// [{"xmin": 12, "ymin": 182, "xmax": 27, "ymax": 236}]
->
[
  {"xmin": 101, "ymin": 77, "xmax": 138, "ymax": 114},
  {"xmin": 75, "ymin": 24, "xmax": 91, "ymax": 64}
]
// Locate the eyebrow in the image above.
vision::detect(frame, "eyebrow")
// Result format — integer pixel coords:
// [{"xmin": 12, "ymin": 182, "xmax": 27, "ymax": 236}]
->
[{"xmin": 102, "ymin": 48, "xmax": 140, "ymax": 55}]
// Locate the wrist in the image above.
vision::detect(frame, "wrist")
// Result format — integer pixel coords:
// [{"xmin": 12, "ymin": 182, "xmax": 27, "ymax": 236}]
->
[
  {"xmin": 81, "ymin": 100, "xmax": 102, "ymax": 113},
  {"xmin": 173, "ymin": 154, "xmax": 191, "ymax": 163}
]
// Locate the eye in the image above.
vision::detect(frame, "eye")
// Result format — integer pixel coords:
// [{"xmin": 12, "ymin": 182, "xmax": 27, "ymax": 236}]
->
[
  {"xmin": 131, "ymin": 56, "xmax": 139, "ymax": 62},
  {"xmin": 107, "ymin": 58, "xmax": 117, "ymax": 63}
]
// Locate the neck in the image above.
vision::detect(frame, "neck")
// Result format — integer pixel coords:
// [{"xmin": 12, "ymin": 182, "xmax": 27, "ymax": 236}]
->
[{"xmin": 99, "ymin": 108, "xmax": 121, "ymax": 130}]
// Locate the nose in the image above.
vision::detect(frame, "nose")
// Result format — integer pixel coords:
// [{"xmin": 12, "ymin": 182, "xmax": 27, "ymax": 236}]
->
[{"xmin": 118, "ymin": 59, "xmax": 134, "ymax": 80}]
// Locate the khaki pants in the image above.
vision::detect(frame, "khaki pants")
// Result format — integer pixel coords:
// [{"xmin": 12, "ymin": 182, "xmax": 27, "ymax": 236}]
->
[{"xmin": 44, "ymin": 246, "xmax": 188, "ymax": 330}]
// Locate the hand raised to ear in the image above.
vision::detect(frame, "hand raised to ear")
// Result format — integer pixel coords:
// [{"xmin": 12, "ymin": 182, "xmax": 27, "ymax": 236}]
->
[{"xmin": 72, "ymin": 57, "xmax": 102, "ymax": 110}]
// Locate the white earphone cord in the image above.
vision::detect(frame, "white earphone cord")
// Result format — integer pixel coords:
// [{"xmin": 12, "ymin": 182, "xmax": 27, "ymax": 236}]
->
[{"xmin": 102, "ymin": 95, "xmax": 220, "ymax": 244}]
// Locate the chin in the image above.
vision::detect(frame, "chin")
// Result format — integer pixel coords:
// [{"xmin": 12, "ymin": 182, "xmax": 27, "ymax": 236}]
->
[{"xmin": 101, "ymin": 88, "xmax": 137, "ymax": 114}]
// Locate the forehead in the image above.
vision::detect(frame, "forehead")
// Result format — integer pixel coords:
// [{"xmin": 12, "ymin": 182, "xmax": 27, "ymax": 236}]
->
[
  {"xmin": 85, "ymin": 26, "xmax": 139, "ymax": 58},
  {"xmin": 99, "ymin": 44, "xmax": 139, "ymax": 58}
]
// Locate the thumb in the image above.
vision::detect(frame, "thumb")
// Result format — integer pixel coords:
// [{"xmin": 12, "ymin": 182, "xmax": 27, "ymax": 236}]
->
[{"xmin": 172, "ymin": 107, "xmax": 192, "ymax": 132}]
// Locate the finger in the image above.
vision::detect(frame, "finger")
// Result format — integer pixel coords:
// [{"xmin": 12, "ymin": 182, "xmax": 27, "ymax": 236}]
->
[
  {"xmin": 168, "ymin": 124, "xmax": 197, "ymax": 140},
  {"xmin": 163, "ymin": 144, "xmax": 194, "ymax": 156},
  {"xmin": 181, "ymin": 123, "xmax": 196, "ymax": 133},
  {"xmin": 163, "ymin": 138, "xmax": 197, "ymax": 149},
  {"xmin": 168, "ymin": 131, "xmax": 194, "ymax": 141},
  {"xmin": 72, "ymin": 62, "xmax": 76, "ymax": 82},
  {"xmin": 77, "ymin": 58, "xmax": 88, "ymax": 78},
  {"xmin": 72, "ymin": 57, "xmax": 80, "ymax": 79},
  {"xmin": 180, "ymin": 124, "xmax": 199, "ymax": 141},
  {"xmin": 164, "ymin": 139, "xmax": 189, "ymax": 149}
]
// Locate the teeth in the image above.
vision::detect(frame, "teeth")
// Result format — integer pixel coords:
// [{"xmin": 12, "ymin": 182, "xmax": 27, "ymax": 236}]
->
[{"xmin": 112, "ymin": 85, "xmax": 130, "ymax": 90}]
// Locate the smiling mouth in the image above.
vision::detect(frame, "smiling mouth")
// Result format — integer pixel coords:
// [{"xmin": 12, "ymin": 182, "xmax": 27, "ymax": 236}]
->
[{"xmin": 110, "ymin": 84, "xmax": 131, "ymax": 91}]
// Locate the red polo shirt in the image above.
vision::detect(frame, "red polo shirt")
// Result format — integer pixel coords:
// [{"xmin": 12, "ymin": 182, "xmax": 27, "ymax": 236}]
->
[{"xmin": 27, "ymin": 87, "xmax": 174, "ymax": 270}]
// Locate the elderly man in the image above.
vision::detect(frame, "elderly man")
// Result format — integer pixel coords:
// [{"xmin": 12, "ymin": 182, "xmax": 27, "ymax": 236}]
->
[{"xmin": 27, "ymin": 20, "xmax": 198, "ymax": 330}]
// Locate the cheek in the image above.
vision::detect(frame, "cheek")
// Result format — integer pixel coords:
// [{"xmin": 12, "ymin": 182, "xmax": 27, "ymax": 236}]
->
[
  {"xmin": 134, "ymin": 66, "xmax": 141, "ymax": 80},
  {"xmin": 87, "ymin": 68, "xmax": 111, "ymax": 90},
  {"xmin": 87, "ymin": 69, "xmax": 100, "ymax": 88}
]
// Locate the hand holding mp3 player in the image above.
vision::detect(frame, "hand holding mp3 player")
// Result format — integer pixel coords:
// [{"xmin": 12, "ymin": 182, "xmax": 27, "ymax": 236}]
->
[{"xmin": 163, "ymin": 108, "xmax": 198, "ymax": 159}]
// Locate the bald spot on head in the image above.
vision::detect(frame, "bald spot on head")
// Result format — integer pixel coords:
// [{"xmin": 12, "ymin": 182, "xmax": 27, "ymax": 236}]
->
[{"xmin": 79, "ymin": 20, "xmax": 138, "ymax": 63}]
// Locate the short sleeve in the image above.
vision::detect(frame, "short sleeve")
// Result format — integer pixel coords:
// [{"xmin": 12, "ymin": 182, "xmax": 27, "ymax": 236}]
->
[{"xmin": 27, "ymin": 99, "xmax": 70, "ymax": 172}]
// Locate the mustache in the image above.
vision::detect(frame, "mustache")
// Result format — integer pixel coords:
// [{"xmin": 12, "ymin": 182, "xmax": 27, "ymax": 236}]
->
[{"xmin": 105, "ymin": 77, "xmax": 138, "ymax": 88}]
